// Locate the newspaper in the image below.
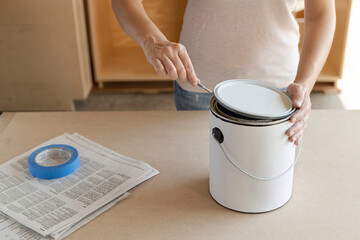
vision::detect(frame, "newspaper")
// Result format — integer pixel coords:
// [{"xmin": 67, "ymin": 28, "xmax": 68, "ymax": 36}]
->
[
  {"xmin": 0, "ymin": 192, "xmax": 129, "ymax": 240},
  {"xmin": 0, "ymin": 133, "xmax": 159, "ymax": 238}
]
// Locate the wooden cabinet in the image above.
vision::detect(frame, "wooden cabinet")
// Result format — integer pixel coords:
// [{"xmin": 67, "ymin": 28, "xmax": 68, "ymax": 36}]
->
[
  {"xmin": 0, "ymin": 0, "xmax": 92, "ymax": 111},
  {"xmin": 87, "ymin": 0, "xmax": 188, "ymax": 86}
]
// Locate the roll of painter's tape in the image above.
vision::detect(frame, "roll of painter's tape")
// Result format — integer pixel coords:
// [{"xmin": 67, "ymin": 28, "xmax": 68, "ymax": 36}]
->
[{"xmin": 27, "ymin": 144, "xmax": 79, "ymax": 179}]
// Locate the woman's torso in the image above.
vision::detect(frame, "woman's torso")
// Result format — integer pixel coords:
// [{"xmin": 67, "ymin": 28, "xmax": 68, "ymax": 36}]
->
[{"xmin": 178, "ymin": 0, "xmax": 300, "ymax": 92}]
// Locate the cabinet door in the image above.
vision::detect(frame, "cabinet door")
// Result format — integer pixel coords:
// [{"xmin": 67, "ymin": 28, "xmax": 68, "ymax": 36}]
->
[
  {"xmin": 0, "ymin": 0, "xmax": 92, "ymax": 111},
  {"xmin": 87, "ymin": 0, "xmax": 188, "ymax": 83}
]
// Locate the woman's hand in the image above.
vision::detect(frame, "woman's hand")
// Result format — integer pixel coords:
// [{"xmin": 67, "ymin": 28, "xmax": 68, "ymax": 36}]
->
[
  {"xmin": 286, "ymin": 83, "xmax": 311, "ymax": 145},
  {"xmin": 111, "ymin": 0, "xmax": 200, "ymax": 86},
  {"xmin": 142, "ymin": 37, "xmax": 200, "ymax": 86}
]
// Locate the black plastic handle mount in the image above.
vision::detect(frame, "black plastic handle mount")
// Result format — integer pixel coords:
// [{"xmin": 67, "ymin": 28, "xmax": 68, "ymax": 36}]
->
[{"xmin": 212, "ymin": 127, "xmax": 224, "ymax": 144}]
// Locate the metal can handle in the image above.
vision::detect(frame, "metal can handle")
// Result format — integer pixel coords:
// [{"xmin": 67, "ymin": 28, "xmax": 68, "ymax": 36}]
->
[{"xmin": 212, "ymin": 128, "xmax": 302, "ymax": 181}]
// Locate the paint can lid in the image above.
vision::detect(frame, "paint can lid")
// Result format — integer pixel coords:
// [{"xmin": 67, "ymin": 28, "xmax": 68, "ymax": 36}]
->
[{"xmin": 214, "ymin": 79, "xmax": 295, "ymax": 120}]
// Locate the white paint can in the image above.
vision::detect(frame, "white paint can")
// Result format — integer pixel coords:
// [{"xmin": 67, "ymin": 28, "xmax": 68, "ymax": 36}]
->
[{"xmin": 209, "ymin": 79, "xmax": 301, "ymax": 213}]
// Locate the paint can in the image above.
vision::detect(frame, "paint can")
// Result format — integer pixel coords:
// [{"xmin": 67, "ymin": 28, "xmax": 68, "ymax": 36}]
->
[{"xmin": 209, "ymin": 79, "xmax": 301, "ymax": 213}]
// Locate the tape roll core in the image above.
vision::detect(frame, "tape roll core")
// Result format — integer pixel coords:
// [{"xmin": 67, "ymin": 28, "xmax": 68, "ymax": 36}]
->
[{"xmin": 28, "ymin": 144, "xmax": 79, "ymax": 179}]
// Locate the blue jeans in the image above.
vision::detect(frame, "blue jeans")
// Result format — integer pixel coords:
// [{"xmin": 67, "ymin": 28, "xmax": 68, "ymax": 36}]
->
[{"xmin": 174, "ymin": 81, "xmax": 213, "ymax": 110}]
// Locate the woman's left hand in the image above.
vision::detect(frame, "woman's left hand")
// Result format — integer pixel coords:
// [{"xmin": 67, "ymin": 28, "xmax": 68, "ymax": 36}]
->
[{"xmin": 286, "ymin": 83, "xmax": 312, "ymax": 145}]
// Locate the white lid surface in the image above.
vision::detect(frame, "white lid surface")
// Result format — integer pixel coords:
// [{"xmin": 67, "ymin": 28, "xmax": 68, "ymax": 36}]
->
[{"xmin": 214, "ymin": 80, "xmax": 294, "ymax": 119}]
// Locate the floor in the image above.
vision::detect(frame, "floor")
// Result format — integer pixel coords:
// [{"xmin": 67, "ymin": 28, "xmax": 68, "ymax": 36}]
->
[
  {"xmin": 75, "ymin": 1, "xmax": 360, "ymax": 112},
  {"xmin": 75, "ymin": 92, "xmax": 177, "ymax": 111}
]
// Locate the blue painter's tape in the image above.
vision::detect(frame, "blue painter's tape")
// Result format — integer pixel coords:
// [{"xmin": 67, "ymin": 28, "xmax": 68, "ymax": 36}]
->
[{"xmin": 28, "ymin": 144, "xmax": 79, "ymax": 179}]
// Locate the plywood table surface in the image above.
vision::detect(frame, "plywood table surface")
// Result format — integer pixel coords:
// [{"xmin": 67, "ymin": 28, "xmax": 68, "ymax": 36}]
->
[{"xmin": 0, "ymin": 111, "xmax": 359, "ymax": 239}]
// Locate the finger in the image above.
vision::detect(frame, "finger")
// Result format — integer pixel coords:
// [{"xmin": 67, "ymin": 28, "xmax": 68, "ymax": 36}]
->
[
  {"xmin": 290, "ymin": 97, "xmax": 310, "ymax": 123},
  {"xmin": 288, "ymin": 88, "xmax": 305, "ymax": 108},
  {"xmin": 178, "ymin": 47, "xmax": 199, "ymax": 86},
  {"xmin": 286, "ymin": 120, "xmax": 303, "ymax": 138},
  {"xmin": 294, "ymin": 137, "xmax": 302, "ymax": 146},
  {"xmin": 287, "ymin": 113, "xmax": 309, "ymax": 137},
  {"xmin": 290, "ymin": 107, "xmax": 307, "ymax": 123},
  {"xmin": 167, "ymin": 54, "xmax": 187, "ymax": 83},
  {"xmin": 292, "ymin": 96, "xmax": 304, "ymax": 108},
  {"xmin": 289, "ymin": 129, "xmax": 304, "ymax": 144},
  {"xmin": 152, "ymin": 58, "xmax": 166, "ymax": 76},
  {"xmin": 160, "ymin": 56, "xmax": 178, "ymax": 80},
  {"xmin": 290, "ymin": 96, "xmax": 311, "ymax": 122}
]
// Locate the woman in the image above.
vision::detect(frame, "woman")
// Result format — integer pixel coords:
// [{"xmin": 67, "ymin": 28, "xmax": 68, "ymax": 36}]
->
[{"xmin": 111, "ymin": 0, "xmax": 336, "ymax": 145}]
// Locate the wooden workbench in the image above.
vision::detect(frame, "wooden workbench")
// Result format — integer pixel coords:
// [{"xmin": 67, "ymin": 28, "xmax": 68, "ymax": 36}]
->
[{"xmin": 0, "ymin": 111, "xmax": 359, "ymax": 239}]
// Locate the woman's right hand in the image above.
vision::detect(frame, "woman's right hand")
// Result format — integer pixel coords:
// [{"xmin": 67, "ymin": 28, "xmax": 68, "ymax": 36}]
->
[{"xmin": 142, "ymin": 37, "xmax": 200, "ymax": 86}]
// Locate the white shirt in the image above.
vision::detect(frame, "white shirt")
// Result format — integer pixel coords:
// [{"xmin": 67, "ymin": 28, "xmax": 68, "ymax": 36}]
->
[{"xmin": 177, "ymin": 0, "xmax": 300, "ymax": 92}]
